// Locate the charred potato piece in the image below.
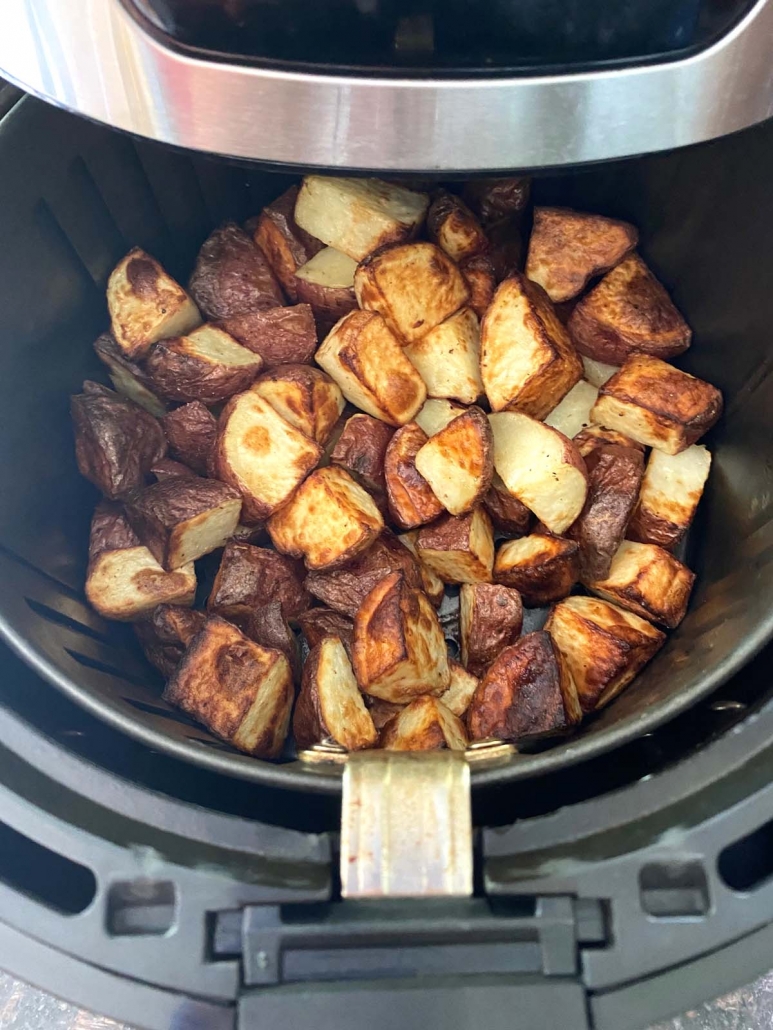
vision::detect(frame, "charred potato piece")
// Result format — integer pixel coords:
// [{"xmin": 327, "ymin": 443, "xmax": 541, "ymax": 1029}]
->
[
  {"xmin": 218, "ymin": 304, "xmax": 318, "ymax": 368},
  {"xmin": 366, "ymin": 697, "xmax": 405, "ymax": 732},
  {"xmin": 124, "ymin": 478, "xmax": 242, "ymax": 570},
  {"xmin": 581, "ymin": 355, "xmax": 620, "ymax": 388},
  {"xmin": 628, "ymin": 444, "xmax": 711, "ymax": 550},
  {"xmin": 215, "ymin": 391, "xmax": 322, "ymax": 522},
  {"xmin": 416, "ymin": 508, "xmax": 495, "ymax": 585},
  {"xmin": 427, "ymin": 190, "xmax": 488, "ymax": 263},
  {"xmin": 293, "ymin": 636, "xmax": 377, "ymax": 751},
  {"xmin": 207, "ymin": 541, "xmax": 310, "ymax": 623},
  {"xmin": 591, "ymin": 354, "xmax": 722, "ymax": 455},
  {"xmin": 294, "ymin": 176, "xmax": 429, "ymax": 262},
  {"xmin": 380, "ymin": 697, "xmax": 467, "ymax": 751},
  {"xmin": 189, "ymin": 223, "xmax": 284, "ymax": 320},
  {"xmin": 135, "ymin": 605, "xmax": 207, "ymax": 678},
  {"xmin": 526, "ymin": 207, "xmax": 638, "ymax": 303},
  {"xmin": 544, "ymin": 380, "xmax": 599, "ymax": 440},
  {"xmin": 295, "ymin": 247, "xmax": 358, "ymax": 328},
  {"xmin": 404, "ymin": 307, "xmax": 484, "ymax": 404},
  {"xmin": 460, "ymin": 255, "xmax": 497, "ymax": 319},
  {"xmin": 414, "ymin": 399, "xmax": 468, "ymax": 437},
  {"xmin": 161, "ymin": 401, "xmax": 217, "ymax": 475},
  {"xmin": 463, "ymin": 177, "xmax": 531, "ymax": 225},
  {"xmin": 493, "ymin": 533, "xmax": 579, "ymax": 607},
  {"xmin": 397, "ymin": 532, "xmax": 445, "ymax": 608},
  {"xmin": 268, "ymin": 466, "xmax": 384, "ymax": 571},
  {"xmin": 384, "ymin": 423, "xmax": 444, "ymax": 530},
  {"xmin": 239, "ymin": 602, "xmax": 301, "ymax": 683},
  {"xmin": 253, "ymin": 185, "xmax": 323, "ymax": 302},
  {"xmin": 486, "ymin": 217, "xmax": 525, "ymax": 282},
  {"xmin": 353, "ymin": 571, "xmax": 450, "ymax": 703},
  {"xmin": 568, "ymin": 254, "xmax": 691, "ymax": 364},
  {"xmin": 316, "ymin": 310, "xmax": 426, "ymax": 426},
  {"xmin": 150, "ymin": 458, "xmax": 198, "ymax": 482},
  {"xmin": 573, "ymin": 423, "xmax": 643, "ymax": 459},
  {"xmin": 587, "ymin": 540, "xmax": 695, "ymax": 629},
  {"xmin": 107, "ymin": 248, "xmax": 201, "ymax": 360},
  {"xmin": 164, "ymin": 616, "xmax": 293, "ymax": 757},
  {"xmin": 298, "ymin": 608, "xmax": 354, "ymax": 652},
  {"xmin": 546, "ymin": 595, "xmax": 665, "ymax": 712},
  {"xmin": 414, "ymin": 407, "xmax": 493, "ymax": 516},
  {"xmin": 330, "ymin": 413, "xmax": 394, "ymax": 500},
  {"xmin": 467, "ymin": 631, "xmax": 580, "ymax": 742},
  {"xmin": 146, "ymin": 325, "xmax": 263, "ymax": 404},
  {"xmin": 94, "ymin": 333, "xmax": 166, "ymax": 417},
  {"xmin": 459, "ymin": 582, "xmax": 524, "ymax": 677},
  {"xmin": 252, "ymin": 364, "xmax": 344, "ymax": 445},
  {"xmin": 440, "ymin": 661, "xmax": 479, "ymax": 718},
  {"xmin": 490, "ymin": 411, "xmax": 588, "ymax": 534},
  {"xmin": 481, "ymin": 273, "xmax": 582, "ymax": 417},
  {"xmin": 71, "ymin": 383, "xmax": 167, "ymax": 500},
  {"xmin": 354, "ymin": 242, "xmax": 469, "ymax": 345},
  {"xmin": 483, "ymin": 474, "xmax": 532, "ymax": 536}
]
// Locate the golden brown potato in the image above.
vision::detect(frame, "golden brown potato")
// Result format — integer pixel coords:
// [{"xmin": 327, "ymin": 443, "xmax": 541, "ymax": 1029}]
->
[
  {"xmin": 573, "ymin": 423, "xmax": 644, "ymax": 459},
  {"xmin": 481, "ymin": 273, "xmax": 582, "ymax": 417},
  {"xmin": 627, "ymin": 445, "xmax": 711, "ymax": 550},
  {"xmin": 591, "ymin": 354, "xmax": 723, "ymax": 455},
  {"xmin": 94, "ymin": 333, "xmax": 167, "ymax": 417},
  {"xmin": 330, "ymin": 413, "xmax": 394, "ymax": 501},
  {"xmin": 380, "ymin": 697, "xmax": 467, "ymax": 751},
  {"xmin": 404, "ymin": 307, "xmax": 483, "ymax": 404},
  {"xmin": 545, "ymin": 595, "xmax": 665, "ymax": 712},
  {"xmin": 135, "ymin": 605, "xmax": 207, "ymax": 678},
  {"xmin": 251, "ymin": 364, "xmax": 344, "ymax": 445},
  {"xmin": 238, "ymin": 602, "xmax": 301, "ymax": 683},
  {"xmin": 397, "ymin": 532, "xmax": 445, "ymax": 607},
  {"xmin": 568, "ymin": 254, "xmax": 691, "ymax": 364},
  {"xmin": 164, "ymin": 616, "xmax": 293, "ymax": 757},
  {"xmin": 207, "ymin": 542, "xmax": 310, "ymax": 623},
  {"xmin": 581, "ymin": 355, "xmax": 620, "ymax": 388},
  {"xmin": 489, "ymin": 411, "xmax": 588, "ymax": 534},
  {"xmin": 215, "ymin": 391, "xmax": 322, "ymax": 522},
  {"xmin": 145, "ymin": 325, "xmax": 263, "ymax": 404},
  {"xmin": 463, "ymin": 177, "xmax": 531, "ymax": 225},
  {"xmin": 460, "ymin": 255, "xmax": 497, "ymax": 319},
  {"xmin": 483, "ymin": 474, "xmax": 532, "ymax": 536},
  {"xmin": 161, "ymin": 401, "xmax": 217, "ymax": 475},
  {"xmin": 427, "ymin": 190, "xmax": 488, "ymax": 263},
  {"xmin": 107, "ymin": 248, "xmax": 201, "ymax": 360},
  {"xmin": 493, "ymin": 533, "xmax": 579, "ymax": 607},
  {"xmin": 253, "ymin": 185, "xmax": 324, "ymax": 302},
  {"xmin": 354, "ymin": 242, "xmax": 469, "ymax": 345},
  {"xmin": 414, "ymin": 399, "xmax": 468, "ymax": 437},
  {"xmin": 293, "ymin": 636, "xmax": 377, "ymax": 751},
  {"xmin": 316, "ymin": 310, "xmax": 426, "ymax": 426},
  {"xmin": 587, "ymin": 540, "xmax": 695, "ymax": 629},
  {"xmin": 467, "ymin": 631, "xmax": 580, "ymax": 741},
  {"xmin": 298, "ymin": 608, "xmax": 354, "ymax": 652},
  {"xmin": 414, "ymin": 407, "xmax": 493, "ymax": 516},
  {"xmin": 218, "ymin": 304, "xmax": 318, "ymax": 368},
  {"xmin": 150, "ymin": 458, "xmax": 198, "ymax": 483},
  {"xmin": 415, "ymin": 508, "xmax": 495, "ymax": 585},
  {"xmin": 544, "ymin": 380, "xmax": 598, "ymax": 439},
  {"xmin": 294, "ymin": 176, "xmax": 429, "ymax": 262},
  {"xmin": 294, "ymin": 247, "xmax": 358, "ymax": 328},
  {"xmin": 384, "ymin": 423, "xmax": 444, "ymax": 530},
  {"xmin": 439, "ymin": 661, "xmax": 479, "ymax": 718},
  {"xmin": 268, "ymin": 466, "xmax": 384, "ymax": 571},
  {"xmin": 459, "ymin": 582, "xmax": 524, "ymax": 677},
  {"xmin": 526, "ymin": 207, "xmax": 638, "ymax": 303},
  {"xmin": 189, "ymin": 223, "xmax": 284, "ymax": 320},
  {"xmin": 353, "ymin": 571, "xmax": 450, "ymax": 704}
]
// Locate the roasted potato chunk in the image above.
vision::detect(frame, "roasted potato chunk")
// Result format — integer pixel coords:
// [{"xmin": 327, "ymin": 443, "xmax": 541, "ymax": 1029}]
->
[
  {"xmin": 486, "ymin": 217, "xmax": 525, "ymax": 282},
  {"xmin": 460, "ymin": 255, "xmax": 497, "ymax": 319},
  {"xmin": 490, "ymin": 411, "xmax": 588, "ymax": 534},
  {"xmin": 544, "ymin": 380, "xmax": 599, "ymax": 439},
  {"xmin": 493, "ymin": 533, "xmax": 579, "ymax": 607},
  {"xmin": 295, "ymin": 247, "xmax": 358, "ymax": 328},
  {"xmin": 483, "ymin": 474, "xmax": 532, "ymax": 536},
  {"xmin": 384, "ymin": 423, "xmax": 444, "ymax": 530},
  {"xmin": 365, "ymin": 697, "xmax": 406, "ymax": 732},
  {"xmin": 253, "ymin": 185, "xmax": 323, "ymax": 302},
  {"xmin": 161, "ymin": 401, "xmax": 217, "ymax": 475},
  {"xmin": 353, "ymin": 571, "xmax": 450, "ymax": 704},
  {"xmin": 397, "ymin": 531, "xmax": 445, "ymax": 607},
  {"xmin": 591, "ymin": 354, "xmax": 722, "ymax": 455},
  {"xmin": 124, "ymin": 478, "xmax": 242, "ymax": 570},
  {"xmin": 568, "ymin": 254, "xmax": 691, "ymax": 364},
  {"xmin": 587, "ymin": 540, "xmax": 695, "ymax": 629},
  {"xmin": 415, "ymin": 508, "xmax": 495, "ymax": 585},
  {"xmin": 481, "ymin": 273, "xmax": 582, "ymax": 417},
  {"xmin": 218, "ymin": 304, "xmax": 318, "ymax": 368},
  {"xmin": 463, "ymin": 177, "xmax": 531, "ymax": 225},
  {"xmin": 294, "ymin": 176, "xmax": 429, "ymax": 262},
  {"xmin": 439, "ymin": 661, "xmax": 479, "ymax": 718},
  {"xmin": 330, "ymin": 413, "xmax": 394, "ymax": 501},
  {"xmin": 380, "ymin": 697, "xmax": 467, "ymax": 751},
  {"xmin": 164, "ymin": 617, "xmax": 293, "ymax": 757},
  {"xmin": 459, "ymin": 582, "xmax": 524, "ymax": 677},
  {"xmin": 215, "ymin": 391, "xmax": 322, "ymax": 522},
  {"xmin": 268, "ymin": 466, "xmax": 384, "ymax": 571},
  {"xmin": 627, "ymin": 445, "xmax": 711, "ymax": 550},
  {"xmin": 71, "ymin": 382, "xmax": 166, "ymax": 500},
  {"xmin": 316, "ymin": 310, "xmax": 426, "ymax": 426},
  {"xmin": 581, "ymin": 356, "xmax": 620, "ymax": 388},
  {"xmin": 573, "ymin": 424, "xmax": 643, "ymax": 459},
  {"xmin": 355, "ymin": 242, "xmax": 469, "ymax": 345},
  {"xmin": 88, "ymin": 501, "xmax": 142, "ymax": 560},
  {"xmin": 298, "ymin": 608, "xmax": 354, "ymax": 652},
  {"xmin": 107, "ymin": 248, "xmax": 201, "ymax": 360},
  {"xmin": 94, "ymin": 333, "xmax": 166, "ymax": 417},
  {"xmin": 427, "ymin": 190, "xmax": 488, "ymax": 263},
  {"xmin": 251, "ymin": 364, "xmax": 344, "ymax": 445},
  {"xmin": 467, "ymin": 631, "xmax": 580, "ymax": 741},
  {"xmin": 145, "ymin": 325, "xmax": 263, "ymax": 404},
  {"xmin": 414, "ymin": 407, "xmax": 493, "ymax": 516},
  {"xmin": 545, "ymin": 595, "xmax": 665, "ymax": 712},
  {"xmin": 293, "ymin": 636, "xmax": 377, "ymax": 751},
  {"xmin": 414, "ymin": 399, "xmax": 468, "ymax": 437},
  {"xmin": 150, "ymin": 457, "xmax": 198, "ymax": 483},
  {"xmin": 404, "ymin": 307, "xmax": 484, "ymax": 404},
  {"xmin": 239, "ymin": 602, "xmax": 301, "ymax": 683},
  {"xmin": 526, "ymin": 207, "xmax": 638, "ymax": 303},
  {"xmin": 208, "ymin": 542, "xmax": 310, "ymax": 623},
  {"xmin": 189, "ymin": 223, "xmax": 284, "ymax": 320},
  {"xmin": 135, "ymin": 605, "xmax": 206, "ymax": 678}
]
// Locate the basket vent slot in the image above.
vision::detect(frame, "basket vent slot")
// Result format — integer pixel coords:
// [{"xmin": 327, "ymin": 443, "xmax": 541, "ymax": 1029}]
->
[{"xmin": 0, "ymin": 819, "xmax": 96, "ymax": 915}]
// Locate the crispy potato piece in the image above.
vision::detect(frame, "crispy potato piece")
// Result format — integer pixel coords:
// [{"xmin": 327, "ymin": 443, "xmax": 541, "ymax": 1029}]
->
[
  {"xmin": 298, "ymin": 608, "xmax": 354, "ymax": 652},
  {"xmin": 494, "ymin": 534, "xmax": 579, "ymax": 607},
  {"xmin": 107, "ymin": 248, "xmax": 201, "ymax": 360},
  {"xmin": 404, "ymin": 307, "xmax": 483, "ymax": 404},
  {"xmin": 215, "ymin": 391, "xmax": 322, "ymax": 522},
  {"xmin": 384, "ymin": 423, "xmax": 444, "ymax": 530},
  {"xmin": 94, "ymin": 333, "xmax": 167, "ymax": 417},
  {"xmin": 414, "ymin": 407, "xmax": 493, "ymax": 516},
  {"xmin": 189, "ymin": 223, "xmax": 284, "ymax": 320},
  {"xmin": 483, "ymin": 474, "xmax": 532, "ymax": 536},
  {"xmin": 218, "ymin": 304, "xmax": 317, "ymax": 368},
  {"xmin": 150, "ymin": 457, "xmax": 198, "ymax": 482},
  {"xmin": 591, "ymin": 354, "xmax": 722, "ymax": 455},
  {"xmin": 164, "ymin": 617, "xmax": 293, "ymax": 757},
  {"xmin": 490, "ymin": 411, "xmax": 588, "ymax": 534},
  {"xmin": 355, "ymin": 242, "xmax": 469, "ymax": 345},
  {"xmin": 486, "ymin": 217, "xmax": 525, "ymax": 282},
  {"xmin": 251, "ymin": 364, "xmax": 344, "ymax": 445},
  {"xmin": 330, "ymin": 413, "xmax": 394, "ymax": 501},
  {"xmin": 526, "ymin": 207, "xmax": 638, "ymax": 303},
  {"xmin": 253, "ymin": 185, "xmax": 324, "ymax": 302},
  {"xmin": 353, "ymin": 571, "xmax": 450, "ymax": 703},
  {"xmin": 135, "ymin": 605, "xmax": 207, "ymax": 678},
  {"xmin": 628, "ymin": 444, "xmax": 711, "ymax": 550},
  {"xmin": 294, "ymin": 176, "xmax": 429, "ymax": 262},
  {"xmin": 481, "ymin": 273, "xmax": 582, "ymax": 417},
  {"xmin": 427, "ymin": 190, "xmax": 488, "ymax": 263},
  {"xmin": 414, "ymin": 399, "xmax": 468, "ymax": 437},
  {"xmin": 467, "ymin": 631, "xmax": 580, "ymax": 741},
  {"xmin": 568, "ymin": 254, "xmax": 691, "ymax": 364},
  {"xmin": 208, "ymin": 542, "xmax": 310, "ymax": 622},
  {"xmin": 397, "ymin": 531, "xmax": 445, "ymax": 607},
  {"xmin": 71, "ymin": 383, "xmax": 167, "ymax": 500},
  {"xmin": 239, "ymin": 602, "xmax": 301, "ymax": 683},
  {"xmin": 463, "ymin": 177, "xmax": 531, "ymax": 225},
  {"xmin": 316, "ymin": 310, "xmax": 426, "ymax": 426},
  {"xmin": 587, "ymin": 540, "xmax": 695, "ymax": 629},
  {"xmin": 459, "ymin": 582, "xmax": 524, "ymax": 677},
  {"xmin": 416, "ymin": 508, "xmax": 494, "ymax": 585},
  {"xmin": 161, "ymin": 401, "xmax": 217, "ymax": 475},
  {"xmin": 365, "ymin": 697, "xmax": 406, "ymax": 732},
  {"xmin": 582, "ymin": 355, "xmax": 620, "ymax": 388},
  {"xmin": 295, "ymin": 247, "xmax": 358, "ymax": 328},
  {"xmin": 573, "ymin": 423, "xmax": 643, "ymax": 459},
  {"xmin": 293, "ymin": 636, "xmax": 377, "ymax": 751},
  {"xmin": 460, "ymin": 255, "xmax": 497, "ymax": 319},
  {"xmin": 545, "ymin": 595, "xmax": 665, "ymax": 712},
  {"xmin": 124, "ymin": 478, "xmax": 242, "ymax": 570},
  {"xmin": 268, "ymin": 466, "xmax": 384, "ymax": 571},
  {"xmin": 544, "ymin": 380, "xmax": 599, "ymax": 439},
  {"xmin": 88, "ymin": 501, "xmax": 141, "ymax": 561},
  {"xmin": 439, "ymin": 661, "xmax": 479, "ymax": 718},
  {"xmin": 146, "ymin": 325, "xmax": 263, "ymax": 404},
  {"xmin": 380, "ymin": 697, "xmax": 467, "ymax": 751}
]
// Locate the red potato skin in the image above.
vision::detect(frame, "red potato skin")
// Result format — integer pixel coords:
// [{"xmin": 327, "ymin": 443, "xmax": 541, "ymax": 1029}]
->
[
  {"xmin": 135, "ymin": 605, "xmax": 207, "ymax": 678},
  {"xmin": 384, "ymin": 423, "xmax": 444, "ymax": 530},
  {"xmin": 253, "ymin": 186, "xmax": 323, "ymax": 302},
  {"xmin": 161, "ymin": 401, "xmax": 217, "ymax": 475},
  {"xmin": 330, "ymin": 414, "xmax": 394, "ymax": 500},
  {"xmin": 494, "ymin": 535, "xmax": 580, "ymax": 608},
  {"xmin": 461, "ymin": 583, "xmax": 524, "ymax": 678},
  {"xmin": 239, "ymin": 602, "xmax": 301, "ymax": 683},
  {"xmin": 295, "ymin": 277, "xmax": 358, "ymax": 333},
  {"xmin": 189, "ymin": 223, "xmax": 285, "ymax": 320},
  {"xmin": 145, "ymin": 339, "xmax": 261, "ymax": 405},
  {"xmin": 483, "ymin": 480, "xmax": 532, "ymax": 536},
  {"xmin": 208, "ymin": 541, "xmax": 311, "ymax": 623},
  {"xmin": 88, "ymin": 502, "xmax": 141, "ymax": 561},
  {"xmin": 150, "ymin": 458, "xmax": 199, "ymax": 482},
  {"xmin": 460, "ymin": 255, "xmax": 497, "ymax": 319},
  {"xmin": 463, "ymin": 178, "xmax": 531, "ymax": 225},
  {"xmin": 298, "ymin": 608, "xmax": 354, "ymax": 653},
  {"xmin": 217, "ymin": 304, "xmax": 318, "ymax": 368}
]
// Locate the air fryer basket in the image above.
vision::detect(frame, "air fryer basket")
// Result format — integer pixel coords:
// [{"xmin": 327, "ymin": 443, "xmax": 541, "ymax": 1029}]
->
[{"xmin": 0, "ymin": 95, "xmax": 771, "ymax": 796}]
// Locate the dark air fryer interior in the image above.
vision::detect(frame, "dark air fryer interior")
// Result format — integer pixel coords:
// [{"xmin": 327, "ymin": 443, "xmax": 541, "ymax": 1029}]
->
[{"xmin": 0, "ymin": 96, "xmax": 771, "ymax": 803}]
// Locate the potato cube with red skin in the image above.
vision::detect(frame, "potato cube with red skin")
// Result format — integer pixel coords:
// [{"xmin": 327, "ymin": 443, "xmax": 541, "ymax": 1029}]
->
[
  {"xmin": 295, "ymin": 247, "xmax": 358, "ymax": 329},
  {"xmin": 366, "ymin": 697, "xmax": 406, "ymax": 733},
  {"xmin": 135, "ymin": 605, "xmax": 207, "ymax": 678},
  {"xmin": 463, "ymin": 177, "xmax": 531, "ymax": 225},
  {"xmin": 384, "ymin": 423, "xmax": 444, "ymax": 530},
  {"xmin": 627, "ymin": 445, "xmax": 711, "ymax": 550},
  {"xmin": 493, "ymin": 534, "xmax": 579, "ymax": 608},
  {"xmin": 189, "ymin": 223, "xmax": 284, "ymax": 320},
  {"xmin": 397, "ymin": 531, "xmax": 445, "ymax": 607},
  {"xmin": 150, "ymin": 458, "xmax": 198, "ymax": 483},
  {"xmin": 94, "ymin": 333, "xmax": 167, "ymax": 417},
  {"xmin": 404, "ymin": 308, "xmax": 484, "ymax": 405},
  {"xmin": 145, "ymin": 325, "xmax": 263, "ymax": 405},
  {"xmin": 253, "ymin": 185, "xmax": 323, "ymax": 302},
  {"xmin": 237, "ymin": 602, "xmax": 301, "ymax": 683},
  {"xmin": 483, "ymin": 474, "xmax": 532, "ymax": 536},
  {"xmin": 251, "ymin": 364, "xmax": 344, "ymax": 445},
  {"xmin": 415, "ymin": 508, "xmax": 495, "ymax": 585},
  {"xmin": 460, "ymin": 255, "xmax": 497, "ymax": 319},
  {"xmin": 459, "ymin": 582, "xmax": 524, "ymax": 677},
  {"xmin": 414, "ymin": 407, "xmax": 493, "ymax": 516},
  {"xmin": 218, "ymin": 304, "xmax": 318, "ymax": 368},
  {"xmin": 162, "ymin": 401, "xmax": 217, "ymax": 475},
  {"xmin": 330, "ymin": 413, "xmax": 394, "ymax": 500},
  {"xmin": 586, "ymin": 540, "xmax": 695, "ymax": 629},
  {"xmin": 427, "ymin": 190, "xmax": 488, "ymax": 263},
  {"xmin": 293, "ymin": 636, "xmax": 377, "ymax": 751},
  {"xmin": 207, "ymin": 542, "xmax": 310, "ymax": 623},
  {"xmin": 298, "ymin": 608, "xmax": 354, "ymax": 653},
  {"xmin": 573, "ymin": 424, "xmax": 643, "ymax": 459},
  {"xmin": 439, "ymin": 661, "xmax": 480, "ymax": 718},
  {"xmin": 380, "ymin": 697, "xmax": 467, "ymax": 751}
]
